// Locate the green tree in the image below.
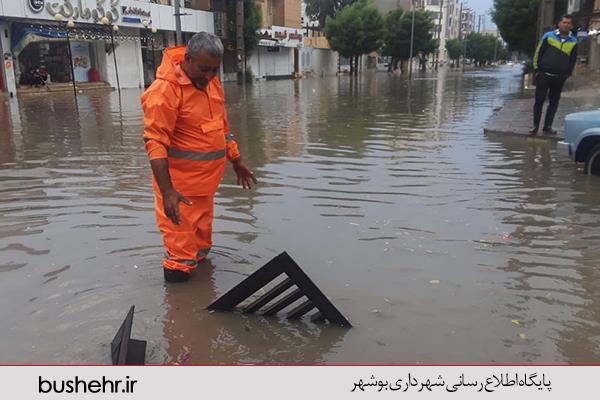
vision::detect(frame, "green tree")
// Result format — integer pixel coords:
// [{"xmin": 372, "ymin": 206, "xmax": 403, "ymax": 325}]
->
[
  {"xmin": 226, "ymin": 0, "xmax": 262, "ymax": 57},
  {"xmin": 243, "ymin": 0, "xmax": 262, "ymax": 57},
  {"xmin": 465, "ymin": 33, "xmax": 507, "ymax": 66},
  {"xmin": 445, "ymin": 38, "xmax": 464, "ymax": 65},
  {"xmin": 496, "ymin": 42, "xmax": 510, "ymax": 61},
  {"xmin": 491, "ymin": 0, "xmax": 539, "ymax": 55},
  {"xmin": 381, "ymin": 9, "xmax": 436, "ymax": 72},
  {"xmin": 305, "ymin": 0, "xmax": 358, "ymax": 28},
  {"xmin": 324, "ymin": 1, "xmax": 384, "ymax": 75}
]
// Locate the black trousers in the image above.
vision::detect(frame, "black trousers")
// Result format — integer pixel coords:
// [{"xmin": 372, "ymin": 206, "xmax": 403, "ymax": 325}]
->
[{"xmin": 533, "ymin": 73, "xmax": 567, "ymax": 130}]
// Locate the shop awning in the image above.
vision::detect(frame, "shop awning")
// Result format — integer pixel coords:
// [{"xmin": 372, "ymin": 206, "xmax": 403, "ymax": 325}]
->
[
  {"xmin": 11, "ymin": 25, "xmax": 67, "ymax": 57},
  {"xmin": 11, "ymin": 22, "xmax": 159, "ymax": 57}
]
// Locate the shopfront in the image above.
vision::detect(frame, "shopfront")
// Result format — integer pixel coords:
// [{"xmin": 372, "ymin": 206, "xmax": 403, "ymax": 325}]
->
[
  {"xmin": 10, "ymin": 21, "xmax": 145, "ymax": 89},
  {"xmin": 12, "ymin": 23, "xmax": 103, "ymax": 86},
  {"xmin": 248, "ymin": 26, "xmax": 303, "ymax": 80},
  {"xmin": 0, "ymin": 0, "xmax": 215, "ymax": 95}
]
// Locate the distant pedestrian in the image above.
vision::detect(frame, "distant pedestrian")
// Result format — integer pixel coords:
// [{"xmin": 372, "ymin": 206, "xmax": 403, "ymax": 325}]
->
[{"xmin": 530, "ymin": 15, "xmax": 578, "ymax": 136}]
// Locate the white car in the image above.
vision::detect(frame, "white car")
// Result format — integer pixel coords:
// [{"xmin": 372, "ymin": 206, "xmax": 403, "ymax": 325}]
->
[{"xmin": 557, "ymin": 110, "xmax": 600, "ymax": 175}]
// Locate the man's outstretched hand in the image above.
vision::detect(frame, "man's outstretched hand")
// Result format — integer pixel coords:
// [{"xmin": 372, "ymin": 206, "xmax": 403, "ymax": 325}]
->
[{"xmin": 232, "ymin": 158, "xmax": 257, "ymax": 189}]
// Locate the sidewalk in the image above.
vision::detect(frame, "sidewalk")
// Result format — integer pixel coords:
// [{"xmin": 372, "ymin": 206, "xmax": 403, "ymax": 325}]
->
[{"xmin": 484, "ymin": 85, "xmax": 600, "ymax": 141}]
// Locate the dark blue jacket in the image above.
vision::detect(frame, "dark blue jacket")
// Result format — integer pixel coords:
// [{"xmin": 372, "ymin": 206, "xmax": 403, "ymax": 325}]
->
[{"xmin": 533, "ymin": 30, "xmax": 578, "ymax": 76}]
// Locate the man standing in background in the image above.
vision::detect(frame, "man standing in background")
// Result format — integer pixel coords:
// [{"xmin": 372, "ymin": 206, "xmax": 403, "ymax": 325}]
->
[{"xmin": 530, "ymin": 15, "xmax": 578, "ymax": 136}]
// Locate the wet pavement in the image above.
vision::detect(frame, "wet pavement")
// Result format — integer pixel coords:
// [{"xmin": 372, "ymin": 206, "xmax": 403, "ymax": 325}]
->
[
  {"xmin": 484, "ymin": 85, "xmax": 600, "ymax": 140},
  {"xmin": 1, "ymin": 66, "xmax": 600, "ymax": 365}
]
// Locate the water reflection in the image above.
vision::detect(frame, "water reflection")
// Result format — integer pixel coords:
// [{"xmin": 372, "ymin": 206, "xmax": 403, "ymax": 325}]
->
[
  {"xmin": 482, "ymin": 134, "xmax": 600, "ymax": 363},
  {"xmin": 162, "ymin": 259, "xmax": 347, "ymax": 364},
  {"xmin": 1, "ymin": 68, "xmax": 600, "ymax": 364}
]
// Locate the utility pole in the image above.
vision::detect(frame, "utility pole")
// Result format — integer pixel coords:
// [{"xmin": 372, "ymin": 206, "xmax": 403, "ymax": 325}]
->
[
  {"xmin": 435, "ymin": 0, "xmax": 444, "ymax": 71},
  {"xmin": 174, "ymin": 0, "xmax": 183, "ymax": 45},
  {"xmin": 458, "ymin": 2, "xmax": 463, "ymax": 71},
  {"xmin": 236, "ymin": 0, "xmax": 245, "ymax": 85},
  {"xmin": 409, "ymin": 0, "xmax": 415, "ymax": 79},
  {"xmin": 493, "ymin": 31, "xmax": 498, "ymax": 62}
]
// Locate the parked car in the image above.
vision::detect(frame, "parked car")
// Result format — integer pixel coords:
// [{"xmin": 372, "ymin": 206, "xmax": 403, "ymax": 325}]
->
[{"xmin": 557, "ymin": 110, "xmax": 600, "ymax": 175}]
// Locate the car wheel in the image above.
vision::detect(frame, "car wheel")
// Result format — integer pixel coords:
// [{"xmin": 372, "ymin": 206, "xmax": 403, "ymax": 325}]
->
[{"xmin": 584, "ymin": 143, "xmax": 600, "ymax": 176}]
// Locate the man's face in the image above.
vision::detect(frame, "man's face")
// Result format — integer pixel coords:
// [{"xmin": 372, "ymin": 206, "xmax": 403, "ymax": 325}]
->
[
  {"xmin": 183, "ymin": 50, "xmax": 221, "ymax": 89},
  {"xmin": 558, "ymin": 18, "xmax": 573, "ymax": 34}
]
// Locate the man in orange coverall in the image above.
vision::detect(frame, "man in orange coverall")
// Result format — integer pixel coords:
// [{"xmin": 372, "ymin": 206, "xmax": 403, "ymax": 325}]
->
[{"xmin": 142, "ymin": 32, "xmax": 257, "ymax": 283}]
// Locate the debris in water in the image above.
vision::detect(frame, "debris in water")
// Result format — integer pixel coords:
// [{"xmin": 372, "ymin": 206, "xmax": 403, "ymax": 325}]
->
[
  {"xmin": 511, "ymin": 319, "xmax": 520, "ymax": 325},
  {"xmin": 429, "ymin": 279, "xmax": 440, "ymax": 284},
  {"xmin": 519, "ymin": 333, "xmax": 527, "ymax": 340},
  {"xmin": 371, "ymin": 309, "xmax": 381, "ymax": 314}
]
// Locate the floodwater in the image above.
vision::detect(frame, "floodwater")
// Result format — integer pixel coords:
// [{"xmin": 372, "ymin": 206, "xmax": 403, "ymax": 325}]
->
[{"xmin": 1, "ymin": 67, "xmax": 600, "ymax": 365}]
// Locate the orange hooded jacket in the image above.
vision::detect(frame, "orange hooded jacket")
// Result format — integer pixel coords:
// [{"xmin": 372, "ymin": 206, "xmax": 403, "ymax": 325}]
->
[{"xmin": 141, "ymin": 46, "xmax": 240, "ymax": 196}]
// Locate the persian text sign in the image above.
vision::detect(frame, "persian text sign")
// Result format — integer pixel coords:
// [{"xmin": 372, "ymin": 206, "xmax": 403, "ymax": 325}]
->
[
  {"xmin": 258, "ymin": 26, "xmax": 303, "ymax": 48},
  {"xmin": 45, "ymin": 0, "xmax": 120, "ymax": 24}
]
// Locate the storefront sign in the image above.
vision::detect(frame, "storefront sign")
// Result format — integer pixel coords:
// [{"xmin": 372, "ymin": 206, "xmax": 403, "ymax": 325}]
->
[
  {"xmin": 258, "ymin": 27, "xmax": 303, "ymax": 48},
  {"xmin": 46, "ymin": 0, "xmax": 120, "ymax": 24},
  {"xmin": 121, "ymin": 6, "xmax": 150, "ymax": 18},
  {"xmin": 29, "ymin": 0, "xmax": 46, "ymax": 13},
  {"xmin": 121, "ymin": 4, "xmax": 152, "ymax": 25}
]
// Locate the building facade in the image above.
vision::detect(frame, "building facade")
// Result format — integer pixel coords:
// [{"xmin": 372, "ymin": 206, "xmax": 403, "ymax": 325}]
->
[
  {"xmin": 246, "ymin": 0, "xmax": 303, "ymax": 79},
  {"xmin": 374, "ymin": 0, "xmax": 463, "ymax": 65},
  {"xmin": 422, "ymin": 0, "xmax": 454, "ymax": 63},
  {"xmin": 569, "ymin": 0, "xmax": 600, "ymax": 72},
  {"xmin": 299, "ymin": 0, "xmax": 339, "ymax": 76},
  {"xmin": 459, "ymin": 6, "xmax": 476, "ymax": 38},
  {"xmin": 373, "ymin": 0, "xmax": 412, "ymax": 14},
  {"xmin": 0, "ymin": 0, "xmax": 214, "ymax": 96}
]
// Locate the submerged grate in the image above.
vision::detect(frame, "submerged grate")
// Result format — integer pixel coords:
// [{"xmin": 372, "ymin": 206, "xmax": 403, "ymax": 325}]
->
[
  {"xmin": 207, "ymin": 252, "xmax": 352, "ymax": 327},
  {"xmin": 111, "ymin": 305, "xmax": 147, "ymax": 365}
]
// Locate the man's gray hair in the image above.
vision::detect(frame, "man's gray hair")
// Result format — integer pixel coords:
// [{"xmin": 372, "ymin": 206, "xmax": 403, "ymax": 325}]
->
[{"xmin": 186, "ymin": 32, "xmax": 224, "ymax": 58}]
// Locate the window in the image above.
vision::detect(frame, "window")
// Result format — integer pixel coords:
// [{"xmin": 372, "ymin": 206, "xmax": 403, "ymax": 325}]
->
[{"xmin": 427, "ymin": 0, "xmax": 440, "ymax": 6}]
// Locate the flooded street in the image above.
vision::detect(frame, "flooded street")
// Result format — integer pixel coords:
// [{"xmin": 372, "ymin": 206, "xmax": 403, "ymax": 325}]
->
[{"xmin": 1, "ymin": 67, "xmax": 600, "ymax": 364}]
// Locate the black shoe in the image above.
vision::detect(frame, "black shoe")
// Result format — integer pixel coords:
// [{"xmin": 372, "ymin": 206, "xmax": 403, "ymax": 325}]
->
[
  {"xmin": 164, "ymin": 268, "xmax": 190, "ymax": 283},
  {"xmin": 542, "ymin": 128, "xmax": 557, "ymax": 135},
  {"xmin": 528, "ymin": 128, "xmax": 538, "ymax": 136}
]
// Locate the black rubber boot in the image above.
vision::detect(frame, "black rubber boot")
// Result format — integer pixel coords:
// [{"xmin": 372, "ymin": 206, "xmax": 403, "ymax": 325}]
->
[{"xmin": 164, "ymin": 268, "xmax": 191, "ymax": 283}]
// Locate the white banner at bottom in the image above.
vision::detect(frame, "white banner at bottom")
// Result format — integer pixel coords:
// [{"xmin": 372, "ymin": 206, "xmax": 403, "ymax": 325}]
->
[{"xmin": 0, "ymin": 366, "xmax": 598, "ymax": 399}]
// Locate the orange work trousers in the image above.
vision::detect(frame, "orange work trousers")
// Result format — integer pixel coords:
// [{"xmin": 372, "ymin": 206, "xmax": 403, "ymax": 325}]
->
[{"xmin": 154, "ymin": 192, "xmax": 214, "ymax": 274}]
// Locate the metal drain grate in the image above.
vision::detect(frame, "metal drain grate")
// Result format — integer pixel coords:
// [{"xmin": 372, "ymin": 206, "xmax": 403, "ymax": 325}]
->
[
  {"xmin": 111, "ymin": 305, "xmax": 147, "ymax": 365},
  {"xmin": 207, "ymin": 252, "xmax": 352, "ymax": 327}
]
